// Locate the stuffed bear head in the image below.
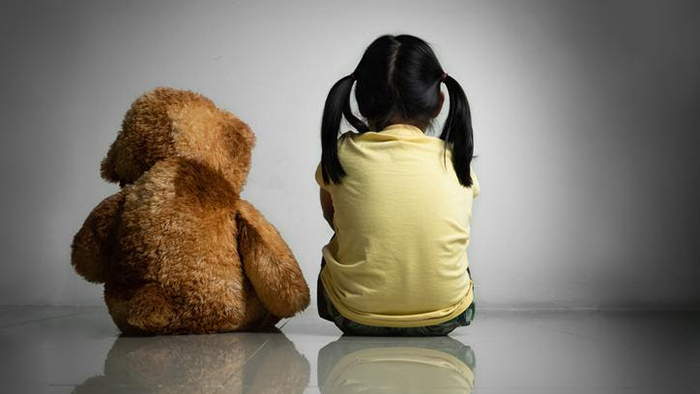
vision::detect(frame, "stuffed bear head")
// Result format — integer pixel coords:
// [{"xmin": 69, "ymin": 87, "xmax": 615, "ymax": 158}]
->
[{"xmin": 100, "ymin": 87, "xmax": 255, "ymax": 192}]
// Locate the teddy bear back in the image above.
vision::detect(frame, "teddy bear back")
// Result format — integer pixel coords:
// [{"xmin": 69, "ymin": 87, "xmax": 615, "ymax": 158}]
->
[{"xmin": 100, "ymin": 87, "xmax": 255, "ymax": 193}]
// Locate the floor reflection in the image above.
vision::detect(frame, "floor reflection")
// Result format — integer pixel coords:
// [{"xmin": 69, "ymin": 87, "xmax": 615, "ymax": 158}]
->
[
  {"xmin": 3, "ymin": 307, "xmax": 698, "ymax": 392},
  {"xmin": 318, "ymin": 336, "xmax": 476, "ymax": 393},
  {"xmin": 72, "ymin": 328, "xmax": 310, "ymax": 393}
]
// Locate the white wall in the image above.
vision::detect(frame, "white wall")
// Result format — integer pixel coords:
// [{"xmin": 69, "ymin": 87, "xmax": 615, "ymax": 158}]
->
[{"xmin": 1, "ymin": 0, "xmax": 698, "ymax": 308}]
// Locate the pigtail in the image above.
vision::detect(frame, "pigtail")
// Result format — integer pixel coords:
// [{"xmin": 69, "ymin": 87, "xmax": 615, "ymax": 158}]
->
[
  {"xmin": 320, "ymin": 74, "xmax": 368, "ymax": 184},
  {"xmin": 440, "ymin": 74, "xmax": 474, "ymax": 188}
]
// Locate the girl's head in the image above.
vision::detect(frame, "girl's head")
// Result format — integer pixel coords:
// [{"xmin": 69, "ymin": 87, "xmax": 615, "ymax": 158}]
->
[{"xmin": 321, "ymin": 34, "xmax": 474, "ymax": 187}]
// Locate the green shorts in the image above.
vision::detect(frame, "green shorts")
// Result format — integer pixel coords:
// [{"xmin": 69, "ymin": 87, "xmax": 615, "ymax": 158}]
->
[{"xmin": 317, "ymin": 256, "xmax": 476, "ymax": 336}]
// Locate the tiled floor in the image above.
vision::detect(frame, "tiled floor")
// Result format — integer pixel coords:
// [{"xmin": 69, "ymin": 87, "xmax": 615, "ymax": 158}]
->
[{"xmin": 0, "ymin": 306, "xmax": 698, "ymax": 393}]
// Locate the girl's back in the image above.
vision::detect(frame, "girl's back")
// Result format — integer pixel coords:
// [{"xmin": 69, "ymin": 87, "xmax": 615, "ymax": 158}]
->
[{"xmin": 316, "ymin": 123, "xmax": 479, "ymax": 327}]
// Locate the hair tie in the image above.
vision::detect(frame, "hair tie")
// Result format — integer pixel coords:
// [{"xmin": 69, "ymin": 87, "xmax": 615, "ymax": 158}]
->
[{"xmin": 440, "ymin": 72, "xmax": 448, "ymax": 82}]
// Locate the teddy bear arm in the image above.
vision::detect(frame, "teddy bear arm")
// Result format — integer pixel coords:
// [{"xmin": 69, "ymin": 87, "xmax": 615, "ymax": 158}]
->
[
  {"xmin": 237, "ymin": 200, "xmax": 310, "ymax": 318},
  {"xmin": 71, "ymin": 191, "xmax": 124, "ymax": 283}
]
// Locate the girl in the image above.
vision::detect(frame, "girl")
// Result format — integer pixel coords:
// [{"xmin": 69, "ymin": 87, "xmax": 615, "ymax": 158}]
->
[{"xmin": 315, "ymin": 34, "xmax": 480, "ymax": 336}]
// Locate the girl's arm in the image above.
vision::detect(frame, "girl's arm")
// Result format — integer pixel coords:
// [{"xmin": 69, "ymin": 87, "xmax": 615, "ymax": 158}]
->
[{"xmin": 320, "ymin": 188, "xmax": 334, "ymax": 229}]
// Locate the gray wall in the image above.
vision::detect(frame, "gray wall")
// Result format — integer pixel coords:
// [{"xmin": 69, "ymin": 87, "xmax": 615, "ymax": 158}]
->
[{"xmin": 1, "ymin": 0, "xmax": 698, "ymax": 308}]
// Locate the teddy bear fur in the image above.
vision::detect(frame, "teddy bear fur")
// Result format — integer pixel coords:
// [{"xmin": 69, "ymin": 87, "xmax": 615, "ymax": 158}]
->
[{"xmin": 71, "ymin": 87, "xmax": 310, "ymax": 334}]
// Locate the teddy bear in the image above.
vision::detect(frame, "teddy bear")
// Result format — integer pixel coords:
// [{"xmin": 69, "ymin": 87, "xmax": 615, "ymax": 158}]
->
[{"xmin": 71, "ymin": 87, "xmax": 310, "ymax": 334}]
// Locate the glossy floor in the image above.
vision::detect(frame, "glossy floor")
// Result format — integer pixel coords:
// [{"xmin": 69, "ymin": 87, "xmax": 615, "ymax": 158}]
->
[{"xmin": 0, "ymin": 306, "xmax": 698, "ymax": 393}]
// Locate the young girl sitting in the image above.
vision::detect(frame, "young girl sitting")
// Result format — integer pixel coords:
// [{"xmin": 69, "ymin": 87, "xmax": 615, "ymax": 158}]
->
[{"xmin": 315, "ymin": 34, "xmax": 480, "ymax": 336}]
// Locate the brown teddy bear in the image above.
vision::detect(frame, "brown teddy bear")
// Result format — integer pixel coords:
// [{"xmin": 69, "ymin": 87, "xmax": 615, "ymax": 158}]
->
[{"xmin": 71, "ymin": 87, "xmax": 310, "ymax": 334}]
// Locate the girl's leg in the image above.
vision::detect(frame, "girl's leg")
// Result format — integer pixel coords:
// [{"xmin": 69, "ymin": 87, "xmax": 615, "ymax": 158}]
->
[
  {"xmin": 334, "ymin": 315, "xmax": 395, "ymax": 336},
  {"xmin": 415, "ymin": 301, "xmax": 476, "ymax": 336},
  {"xmin": 395, "ymin": 302, "xmax": 477, "ymax": 337},
  {"xmin": 329, "ymin": 301, "xmax": 477, "ymax": 337}
]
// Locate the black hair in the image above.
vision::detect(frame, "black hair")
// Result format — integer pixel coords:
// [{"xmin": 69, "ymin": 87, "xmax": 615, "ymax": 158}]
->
[{"xmin": 320, "ymin": 34, "xmax": 475, "ymax": 187}]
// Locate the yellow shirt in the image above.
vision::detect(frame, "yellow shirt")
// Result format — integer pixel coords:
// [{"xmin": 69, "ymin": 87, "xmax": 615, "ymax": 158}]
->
[{"xmin": 315, "ymin": 123, "xmax": 480, "ymax": 327}]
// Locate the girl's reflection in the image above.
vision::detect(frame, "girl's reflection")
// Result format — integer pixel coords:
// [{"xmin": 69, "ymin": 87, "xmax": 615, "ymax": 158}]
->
[{"xmin": 318, "ymin": 336, "xmax": 476, "ymax": 393}]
